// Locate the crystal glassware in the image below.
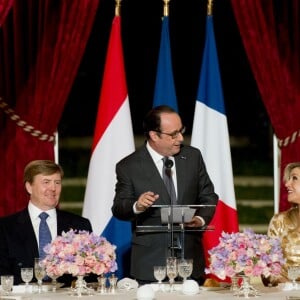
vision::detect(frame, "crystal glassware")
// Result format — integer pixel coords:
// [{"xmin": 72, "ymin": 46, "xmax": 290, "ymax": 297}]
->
[
  {"xmin": 154, "ymin": 266, "xmax": 166, "ymax": 289},
  {"xmin": 108, "ymin": 274, "xmax": 118, "ymax": 293},
  {"xmin": 21, "ymin": 267, "xmax": 33, "ymax": 292},
  {"xmin": 177, "ymin": 259, "xmax": 193, "ymax": 282},
  {"xmin": 1, "ymin": 275, "xmax": 14, "ymax": 296},
  {"xmin": 49, "ymin": 274, "xmax": 59, "ymax": 292},
  {"xmin": 97, "ymin": 274, "xmax": 107, "ymax": 293},
  {"xmin": 34, "ymin": 258, "xmax": 46, "ymax": 293},
  {"xmin": 166, "ymin": 257, "xmax": 177, "ymax": 292},
  {"xmin": 288, "ymin": 266, "xmax": 300, "ymax": 289}
]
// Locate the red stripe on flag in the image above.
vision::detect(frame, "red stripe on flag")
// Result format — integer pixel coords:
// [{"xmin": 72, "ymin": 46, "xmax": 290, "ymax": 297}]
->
[
  {"xmin": 92, "ymin": 17, "xmax": 127, "ymax": 151},
  {"xmin": 203, "ymin": 199, "xmax": 239, "ymax": 281}
]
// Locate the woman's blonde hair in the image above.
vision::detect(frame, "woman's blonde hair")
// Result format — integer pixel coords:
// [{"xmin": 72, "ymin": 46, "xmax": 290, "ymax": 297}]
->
[{"xmin": 283, "ymin": 162, "xmax": 300, "ymax": 183}]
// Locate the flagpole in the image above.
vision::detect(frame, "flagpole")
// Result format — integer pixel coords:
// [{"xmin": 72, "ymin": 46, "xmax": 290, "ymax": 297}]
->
[
  {"xmin": 163, "ymin": 0, "xmax": 170, "ymax": 16},
  {"xmin": 207, "ymin": 0, "xmax": 213, "ymax": 16},
  {"xmin": 115, "ymin": 0, "xmax": 121, "ymax": 16},
  {"xmin": 54, "ymin": 131, "xmax": 59, "ymax": 164},
  {"xmin": 273, "ymin": 134, "xmax": 280, "ymax": 213}
]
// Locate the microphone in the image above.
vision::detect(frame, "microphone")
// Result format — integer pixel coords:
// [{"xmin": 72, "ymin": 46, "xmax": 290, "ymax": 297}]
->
[{"xmin": 164, "ymin": 158, "xmax": 173, "ymax": 169}]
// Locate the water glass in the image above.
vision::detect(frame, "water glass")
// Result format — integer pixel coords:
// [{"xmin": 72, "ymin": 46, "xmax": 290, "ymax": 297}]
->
[
  {"xmin": 288, "ymin": 266, "xmax": 300, "ymax": 289},
  {"xmin": 1, "ymin": 275, "xmax": 14, "ymax": 295},
  {"xmin": 166, "ymin": 257, "xmax": 177, "ymax": 291},
  {"xmin": 21, "ymin": 267, "xmax": 33, "ymax": 292},
  {"xmin": 49, "ymin": 274, "xmax": 59, "ymax": 292},
  {"xmin": 177, "ymin": 259, "xmax": 193, "ymax": 282},
  {"xmin": 34, "ymin": 258, "xmax": 46, "ymax": 293},
  {"xmin": 154, "ymin": 266, "xmax": 166, "ymax": 289}
]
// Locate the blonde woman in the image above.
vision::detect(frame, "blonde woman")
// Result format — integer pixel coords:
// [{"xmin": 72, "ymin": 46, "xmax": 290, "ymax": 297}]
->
[{"xmin": 266, "ymin": 162, "xmax": 300, "ymax": 285}]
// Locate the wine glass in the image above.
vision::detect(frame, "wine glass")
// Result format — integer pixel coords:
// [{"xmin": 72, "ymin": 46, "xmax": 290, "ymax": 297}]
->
[
  {"xmin": 1, "ymin": 275, "xmax": 14, "ymax": 295},
  {"xmin": 166, "ymin": 257, "xmax": 177, "ymax": 292},
  {"xmin": 49, "ymin": 274, "xmax": 59, "ymax": 292},
  {"xmin": 21, "ymin": 267, "xmax": 33, "ymax": 292},
  {"xmin": 288, "ymin": 266, "xmax": 300, "ymax": 289},
  {"xmin": 177, "ymin": 259, "xmax": 193, "ymax": 282},
  {"xmin": 153, "ymin": 266, "xmax": 166, "ymax": 289},
  {"xmin": 34, "ymin": 258, "xmax": 46, "ymax": 293}
]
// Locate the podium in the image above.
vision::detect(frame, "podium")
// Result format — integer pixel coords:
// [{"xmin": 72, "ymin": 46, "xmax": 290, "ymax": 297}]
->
[{"xmin": 135, "ymin": 204, "xmax": 215, "ymax": 258}]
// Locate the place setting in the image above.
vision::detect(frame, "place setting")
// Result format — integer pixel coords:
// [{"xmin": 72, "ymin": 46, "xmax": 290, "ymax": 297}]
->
[{"xmin": 137, "ymin": 256, "xmax": 200, "ymax": 298}]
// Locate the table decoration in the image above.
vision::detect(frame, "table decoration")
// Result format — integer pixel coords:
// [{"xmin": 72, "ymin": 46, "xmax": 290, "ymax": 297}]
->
[
  {"xmin": 205, "ymin": 228, "xmax": 285, "ymax": 297},
  {"xmin": 41, "ymin": 229, "xmax": 117, "ymax": 296},
  {"xmin": 136, "ymin": 285, "xmax": 155, "ymax": 300},
  {"xmin": 181, "ymin": 279, "xmax": 199, "ymax": 295},
  {"xmin": 117, "ymin": 277, "xmax": 139, "ymax": 290}
]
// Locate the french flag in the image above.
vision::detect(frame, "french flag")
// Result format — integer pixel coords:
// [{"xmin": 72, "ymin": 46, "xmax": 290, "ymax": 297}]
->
[
  {"xmin": 82, "ymin": 16, "xmax": 134, "ymax": 279},
  {"xmin": 191, "ymin": 14, "xmax": 239, "ymax": 278}
]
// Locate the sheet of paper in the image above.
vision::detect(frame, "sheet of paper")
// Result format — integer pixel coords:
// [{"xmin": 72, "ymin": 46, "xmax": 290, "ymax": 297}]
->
[{"xmin": 160, "ymin": 207, "xmax": 196, "ymax": 224}]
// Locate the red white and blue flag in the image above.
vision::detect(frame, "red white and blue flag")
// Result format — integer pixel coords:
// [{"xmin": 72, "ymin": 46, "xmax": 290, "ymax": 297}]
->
[
  {"xmin": 82, "ymin": 16, "xmax": 134, "ymax": 279},
  {"xmin": 191, "ymin": 14, "xmax": 239, "ymax": 275}
]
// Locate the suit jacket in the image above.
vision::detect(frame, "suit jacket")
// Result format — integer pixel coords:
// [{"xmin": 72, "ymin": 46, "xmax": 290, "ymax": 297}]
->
[
  {"xmin": 0, "ymin": 208, "xmax": 93, "ymax": 285},
  {"xmin": 112, "ymin": 144, "xmax": 218, "ymax": 282}
]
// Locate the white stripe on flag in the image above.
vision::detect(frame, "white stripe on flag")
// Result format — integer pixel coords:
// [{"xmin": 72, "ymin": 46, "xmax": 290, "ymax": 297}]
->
[
  {"xmin": 191, "ymin": 101, "xmax": 236, "ymax": 209},
  {"xmin": 83, "ymin": 99, "xmax": 134, "ymax": 235}
]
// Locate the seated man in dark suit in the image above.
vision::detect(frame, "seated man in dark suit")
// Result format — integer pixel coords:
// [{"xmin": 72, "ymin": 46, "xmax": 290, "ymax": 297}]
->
[{"xmin": 0, "ymin": 160, "xmax": 93, "ymax": 286}]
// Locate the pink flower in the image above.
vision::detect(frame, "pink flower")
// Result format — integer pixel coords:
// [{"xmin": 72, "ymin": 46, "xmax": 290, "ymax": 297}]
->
[
  {"xmin": 205, "ymin": 228, "xmax": 285, "ymax": 280},
  {"xmin": 41, "ymin": 229, "xmax": 117, "ymax": 277}
]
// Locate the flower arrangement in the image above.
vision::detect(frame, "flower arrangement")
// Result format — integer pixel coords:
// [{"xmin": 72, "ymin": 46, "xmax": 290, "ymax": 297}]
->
[
  {"xmin": 41, "ymin": 229, "xmax": 118, "ymax": 277},
  {"xmin": 206, "ymin": 228, "xmax": 285, "ymax": 280}
]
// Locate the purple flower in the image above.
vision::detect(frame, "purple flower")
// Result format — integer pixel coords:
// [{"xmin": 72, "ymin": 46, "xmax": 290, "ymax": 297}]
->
[{"xmin": 205, "ymin": 228, "xmax": 285, "ymax": 280}]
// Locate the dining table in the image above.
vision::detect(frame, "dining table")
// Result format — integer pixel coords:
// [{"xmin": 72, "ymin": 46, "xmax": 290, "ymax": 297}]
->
[{"xmin": 2, "ymin": 281, "xmax": 300, "ymax": 300}]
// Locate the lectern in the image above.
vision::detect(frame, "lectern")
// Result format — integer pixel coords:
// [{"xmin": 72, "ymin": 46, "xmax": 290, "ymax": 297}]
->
[{"xmin": 135, "ymin": 204, "xmax": 215, "ymax": 258}]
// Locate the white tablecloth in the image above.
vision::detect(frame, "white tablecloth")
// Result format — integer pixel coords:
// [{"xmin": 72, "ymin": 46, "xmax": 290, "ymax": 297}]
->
[{"xmin": 3, "ymin": 283, "xmax": 300, "ymax": 299}]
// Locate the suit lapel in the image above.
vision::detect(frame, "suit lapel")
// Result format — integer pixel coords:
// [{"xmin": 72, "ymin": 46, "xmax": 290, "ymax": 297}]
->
[
  {"xmin": 16, "ymin": 209, "xmax": 39, "ymax": 258},
  {"xmin": 139, "ymin": 146, "xmax": 170, "ymax": 205},
  {"xmin": 56, "ymin": 210, "xmax": 71, "ymax": 234},
  {"xmin": 174, "ymin": 153, "xmax": 187, "ymax": 205}
]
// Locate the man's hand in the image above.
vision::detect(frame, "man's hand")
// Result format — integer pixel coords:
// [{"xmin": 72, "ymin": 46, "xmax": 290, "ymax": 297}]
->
[
  {"xmin": 135, "ymin": 191, "xmax": 159, "ymax": 211},
  {"xmin": 185, "ymin": 216, "xmax": 204, "ymax": 227}
]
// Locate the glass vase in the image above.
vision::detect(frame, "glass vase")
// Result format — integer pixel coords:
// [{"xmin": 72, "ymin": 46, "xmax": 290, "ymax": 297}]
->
[
  {"xmin": 72, "ymin": 275, "xmax": 93, "ymax": 297},
  {"xmin": 230, "ymin": 275, "xmax": 240, "ymax": 295},
  {"xmin": 235, "ymin": 275, "xmax": 260, "ymax": 298}
]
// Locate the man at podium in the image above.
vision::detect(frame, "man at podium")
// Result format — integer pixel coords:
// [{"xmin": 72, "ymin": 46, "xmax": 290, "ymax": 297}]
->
[{"xmin": 112, "ymin": 105, "xmax": 218, "ymax": 285}]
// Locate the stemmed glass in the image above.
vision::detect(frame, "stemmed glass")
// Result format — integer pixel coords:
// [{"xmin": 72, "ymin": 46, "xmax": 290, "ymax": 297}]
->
[
  {"xmin": 288, "ymin": 266, "xmax": 300, "ymax": 289},
  {"xmin": 34, "ymin": 258, "xmax": 46, "ymax": 293},
  {"xmin": 1, "ymin": 275, "xmax": 14, "ymax": 296},
  {"xmin": 21, "ymin": 268, "xmax": 33, "ymax": 292},
  {"xmin": 177, "ymin": 259, "xmax": 193, "ymax": 282},
  {"xmin": 166, "ymin": 257, "xmax": 177, "ymax": 292},
  {"xmin": 49, "ymin": 274, "xmax": 59, "ymax": 292},
  {"xmin": 153, "ymin": 266, "xmax": 166, "ymax": 290}
]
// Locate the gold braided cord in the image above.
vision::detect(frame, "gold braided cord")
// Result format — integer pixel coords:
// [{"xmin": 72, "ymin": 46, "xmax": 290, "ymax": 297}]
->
[
  {"xmin": 207, "ymin": 0, "xmax": 213, "ymax": 16},
  {"xmin": 115, "ymin": 0, "xmax": 121, "ymax": 16},
  {"xmin": 0, "ymin": 97, "xmax": 55, "ymax": 142},
  {"xmin": 278, "ymin": 130, "xmax": 300, "ymax": 148}
]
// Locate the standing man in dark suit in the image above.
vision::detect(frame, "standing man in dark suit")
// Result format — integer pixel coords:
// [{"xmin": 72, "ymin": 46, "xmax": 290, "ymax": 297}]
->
[
  {"xmin": 112, "ymin": 105, "xmax": 218, "ymax": 285},
  {"xmin": 0, "ymin": 160, "xmax": 93, "ymax": 285}
]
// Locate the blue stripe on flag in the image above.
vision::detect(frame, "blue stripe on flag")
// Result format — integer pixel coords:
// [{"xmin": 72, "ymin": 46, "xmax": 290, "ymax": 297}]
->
[
  {"xmin": 102, "ymin": 217, "xmax": 132, "ymax": 279},
  {"xmin": 196, "ymin": 16, "xmax": 225, "ymax": 115},
  {"xmin": 153, "ymin": 16, "xmax": 178, "ymax": 111}
]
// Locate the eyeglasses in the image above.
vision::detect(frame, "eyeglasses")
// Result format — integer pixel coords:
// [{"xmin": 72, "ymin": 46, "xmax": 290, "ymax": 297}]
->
[{"xmin": 155, "ymin": 126, "xmax": 186, "ymax": 139}]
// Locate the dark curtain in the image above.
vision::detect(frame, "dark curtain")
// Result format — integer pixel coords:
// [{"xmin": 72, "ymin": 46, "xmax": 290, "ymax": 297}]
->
[
  {"xmin": 231, "ymin": 0, "xmax": 300, "ymax": 211},
  {"xmin": 0, "ymin": 0, "xmax": 100, "ymax": 215},
  {"xmin": 0, "ymin": 0, "xmax": 13, "ymax": 26}
]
